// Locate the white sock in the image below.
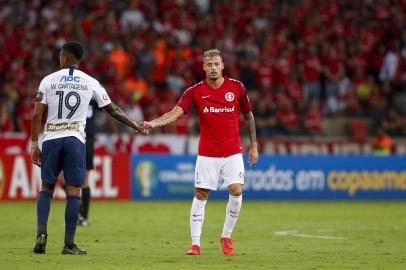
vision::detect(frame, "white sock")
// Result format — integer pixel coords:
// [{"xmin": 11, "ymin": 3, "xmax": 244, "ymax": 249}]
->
[
  {"xmin": 221, "ymin": 194, "xmax": 242, "ymax": 238},
  {"xmin": 190, "ymin": 197, "xmax": 207, "ymax": 246}
]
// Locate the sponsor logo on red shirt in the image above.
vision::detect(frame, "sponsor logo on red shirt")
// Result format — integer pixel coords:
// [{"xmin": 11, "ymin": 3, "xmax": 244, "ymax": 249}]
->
[{"xmin": 203, "ymin": 106, "xmax": 235, "ymax": 113}]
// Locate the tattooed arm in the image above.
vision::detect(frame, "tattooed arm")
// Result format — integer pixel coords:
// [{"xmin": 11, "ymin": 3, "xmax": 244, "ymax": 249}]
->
[
  {"xmin": 243, "ymin": 111, "xmax": 258, "ymax": 166},
  {"xmin": 103, "ymin": 102, "xmax": 146, "ymax": 133}
]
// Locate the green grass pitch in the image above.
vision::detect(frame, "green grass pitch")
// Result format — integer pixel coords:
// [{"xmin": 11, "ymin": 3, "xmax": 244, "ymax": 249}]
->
[{"xmin": 1, "ymin": 201, "xmax": 405, "ymax": 270}]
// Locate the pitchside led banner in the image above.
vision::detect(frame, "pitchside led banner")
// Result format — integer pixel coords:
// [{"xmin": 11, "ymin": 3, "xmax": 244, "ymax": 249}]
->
[
  {"xmin": 0, "ymin": 154, "xmax": 131, "ymax": 200},
  {"xmin": 131, "ymin": 155, "xmax": 406, "ymax": 200}
]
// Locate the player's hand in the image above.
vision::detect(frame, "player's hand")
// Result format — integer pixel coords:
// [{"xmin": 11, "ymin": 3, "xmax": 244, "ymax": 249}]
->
[
  {"xmin": 140, "ymin": 121, "xmax": 156, "ymax": 134},
  {"xmin": 141, "ymin": 121, "xmax": 156, "ymax": 129},
  {"xmin": 135, "ymin": 121, "xmax": 151, "ymax": 135},
  {"xmin": 248, "ymin": 144, "xmax": 259, "ymax": 167},
  {"xmin": 31, "ymin": 147, "xmax": 42, "ymax": 167}
]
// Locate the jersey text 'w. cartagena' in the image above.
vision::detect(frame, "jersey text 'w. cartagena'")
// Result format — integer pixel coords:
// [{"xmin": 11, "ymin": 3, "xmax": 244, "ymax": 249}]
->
[{"xmin": 37, "ymin": 67, "xmax": 111, "ymax": 143}]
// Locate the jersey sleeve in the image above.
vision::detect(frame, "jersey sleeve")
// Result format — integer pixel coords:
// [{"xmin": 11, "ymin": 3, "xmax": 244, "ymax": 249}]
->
[
  {"xmin": 177, "ymin": 87, "xmax": 194, "ymax": 114},
  {"xmin": 92, "ymin": 81, "xmax": 112, "ymax": 108},
  {"xmin": 36, "ymin": 77, "xmax": 48, "ymax": 104},
  {"xmin": 238, "ymin": 82, "xmax": 252, "ymax": 114}
]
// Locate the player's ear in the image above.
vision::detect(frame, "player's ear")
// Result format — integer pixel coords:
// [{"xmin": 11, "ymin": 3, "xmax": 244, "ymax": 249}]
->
[
  {"xmin": 65, "ymin": 55, "xmax": 71, "ymax": 64},
  {"xmin": 60, "ymin": 54, "xmax": 67, "ymax": 65}
]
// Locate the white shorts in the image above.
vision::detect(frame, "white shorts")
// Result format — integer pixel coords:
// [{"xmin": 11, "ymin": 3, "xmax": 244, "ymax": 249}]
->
[{"xmin": 194, "ymin": 153, "xmax": 245, "ymax": 191}]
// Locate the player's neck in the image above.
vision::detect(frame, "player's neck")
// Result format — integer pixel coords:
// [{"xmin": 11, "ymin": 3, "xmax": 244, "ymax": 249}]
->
[
  {"xmin": 61, "ymin": 62, "xmax": 79, "ymax": 69},
  {"xmin": 206, "ymin": 77, "xmax": 224, "ymax": 89}
]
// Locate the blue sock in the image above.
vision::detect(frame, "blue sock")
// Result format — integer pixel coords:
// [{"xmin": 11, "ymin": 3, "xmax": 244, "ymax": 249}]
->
[
  {"xmin": 64, "ymin": 195, "xmax": 80, "ymax": 245},
  {"xmin": 37, "ymin": 191, "xmax": 53, "ymax": 236}
]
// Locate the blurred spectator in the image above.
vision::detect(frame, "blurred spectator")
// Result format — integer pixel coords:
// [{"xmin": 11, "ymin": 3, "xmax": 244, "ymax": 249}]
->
[
  {"xmin": 303, "ymin": 100, "xmax": 324, "ymax": 135},
  {"xmin": 193, "ymin": 0, "xmax": 210, "ymax": 14},
  {"xmin": 256, "ymin": 56, "xmax": 273, "ymax": 90},
  {"xmin": 253, "ymin": 96, "xmax": 279, "ymax": 136},
  {"xmin": 369, "ymin": 87, "xmax": 388, "ymax": 126},
  {"xmin": 109, "ymin": 42, "xmax": 129, "ymax": 79},
  {"xmin": 120, "ymin": 0, "xmax": 146, "ymax": 32},
  {"xmin": 382, "ymin": 109, "xmax": 402, "ymax": 136},
  {"xmin": 276, "ymin": 99, "xmax": 301, "ymax": 135},
  {"xmin": 15, "ymin": 95, "xmax": 34, "ymax": 135},
  {"xmin": 273, "ymin": 46, "xmax": 294, "ymax": 89},
  {"xmin": 322, "ymin": 45, "xmax": 345, "ymax": 100},
  {"xmin": 356, "ymin": 74, "xmax": 376, "ymax": 108},
  {"xmin": 286, "ymin": 72, "xmax": 304, "ymax": 106},
  {"xmin": 379, "ymin": 46, "xmax": 400, "ymax": 82},
  {"xmin": 372, "ymin": 127, "xmax": 393, "ymax": 156},
  {"xmin": 0, "ymin": 97, "xmax": 13, "ymax": 132},
  {"xmin": 124, "ymin": 72, "xmax": 148, "ymax": 101},
  {"xmin": 301, "ymin": 44, "xmax": 321, "ymax": 102},
  {"xmin": 343, "ymin": 83, "xmax": 362, "ymax": 116},
  {"xmin": 125, "ymin": 97, "xmax": 144, "ymax": 124},
  {"xmin": 150, "ymin": 39, "xmax": 168, "ymax": 90},
  {"xmin": 0, "ymin": 0, "xmax": 404, "ymax": 140}
]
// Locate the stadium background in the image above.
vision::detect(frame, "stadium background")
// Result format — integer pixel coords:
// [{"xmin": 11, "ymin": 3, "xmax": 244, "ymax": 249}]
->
[
  {"xmin": 1, "ymin": 1, "xmax": 406, "ymax": 270},
  {"xmin": 0, "ymin": 0, "xmax": 406, "ymax": 200}
]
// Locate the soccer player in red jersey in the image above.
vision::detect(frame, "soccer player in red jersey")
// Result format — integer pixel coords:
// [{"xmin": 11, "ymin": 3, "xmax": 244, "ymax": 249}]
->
[{"xmin": 142, "ymin": 49, "xmax": 258, "ymax": 255}]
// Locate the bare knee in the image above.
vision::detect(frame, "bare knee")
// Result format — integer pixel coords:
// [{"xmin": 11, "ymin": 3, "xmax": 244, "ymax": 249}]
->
[
  {"xmin": 65, "ymin": 185, "xmax": 81, "ymax": 197},
  {"xmin": 195, "ymin": 188, "xmax": 209, "ymax": 200},
  {"xmin": 41, "ymin": 181, "xmax": 55, "ymax": 194},
  {"xmin": 228, "ymin": 184, "xmax": 243, "ymax": 196}
]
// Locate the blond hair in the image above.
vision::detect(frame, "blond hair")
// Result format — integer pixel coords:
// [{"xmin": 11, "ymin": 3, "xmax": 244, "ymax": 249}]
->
[{"xmin": 203, "ymin": 49, "xmax": 222, "ymax": 58}]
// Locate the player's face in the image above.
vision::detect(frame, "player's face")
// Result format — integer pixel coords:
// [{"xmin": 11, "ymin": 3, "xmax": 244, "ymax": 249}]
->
[{"xmin": 203, "ymin": 56, "xmax": 224, "ymax": 81}]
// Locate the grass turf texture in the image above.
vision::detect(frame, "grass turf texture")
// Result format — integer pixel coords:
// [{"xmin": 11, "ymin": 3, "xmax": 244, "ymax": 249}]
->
[{"xmin": 0, "ymin": 201, "xmax": 405, "ymax": 270}]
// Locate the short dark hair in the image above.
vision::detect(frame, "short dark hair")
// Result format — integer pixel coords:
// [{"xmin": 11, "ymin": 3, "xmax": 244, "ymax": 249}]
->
[{"xmin": 62, "ymin": 41, "xmax": 84, "ymax": 61}]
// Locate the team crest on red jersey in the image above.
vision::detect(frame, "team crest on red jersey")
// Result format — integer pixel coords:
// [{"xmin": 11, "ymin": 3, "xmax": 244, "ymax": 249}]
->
[{"xmin": 225, "ymin": 92, "xmax": 234, "ymax": 102}]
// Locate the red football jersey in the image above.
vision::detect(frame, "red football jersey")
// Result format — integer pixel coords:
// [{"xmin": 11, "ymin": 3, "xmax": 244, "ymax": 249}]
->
[{"xmin": 177, "ymin": 77, "xmax": 252, "ymax": 157}]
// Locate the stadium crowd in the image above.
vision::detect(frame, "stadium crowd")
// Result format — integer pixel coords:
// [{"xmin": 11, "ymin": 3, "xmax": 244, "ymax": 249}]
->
[{"xmin": 0, "ymin": 0, "xmax": 405, "ymax": 138}]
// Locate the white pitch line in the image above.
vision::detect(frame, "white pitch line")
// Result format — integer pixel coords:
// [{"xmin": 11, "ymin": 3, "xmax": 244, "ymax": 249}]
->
[
  {"xmin": 316, "ymin": 229, "xmax": 333, "ymax": 233},
  {"xmin": 274, "ymin": 230, "xmax": 348, "ymax": 240}
]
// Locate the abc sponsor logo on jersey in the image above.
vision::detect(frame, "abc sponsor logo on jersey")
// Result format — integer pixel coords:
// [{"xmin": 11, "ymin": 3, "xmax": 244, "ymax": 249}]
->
[
  {"xmin": 60, "ymin": 76, "xmax": 80, "ymax": 82},
  {"xmin": 203, "ymin": 106, "xmax": 235, "ymax": 113}
]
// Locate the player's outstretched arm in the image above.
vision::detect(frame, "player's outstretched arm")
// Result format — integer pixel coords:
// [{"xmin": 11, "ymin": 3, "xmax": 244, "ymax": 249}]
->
[
  {"xmin": 142, "ymin": 106, "xmax": 184, "ymax": 130},
  {"xmin": 31, "ymin": 101, "xmax": 47, "ymax": 166},
  {"xmin": 243, "ymin": 111, "xmax": 259, "ymax": 166},
  {"xmin": 103, "ymin": 102, "xmax": 149, "ymax": 134}
]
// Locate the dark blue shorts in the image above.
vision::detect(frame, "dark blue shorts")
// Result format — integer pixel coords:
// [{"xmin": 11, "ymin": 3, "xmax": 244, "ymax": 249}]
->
[
  {"xmin": 85, "ymin": 138, "xmax": 94, "ymax": 170},
  {"xmin": 41, "ymin": 136, "xmax": 86, "ymax": 186}
]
